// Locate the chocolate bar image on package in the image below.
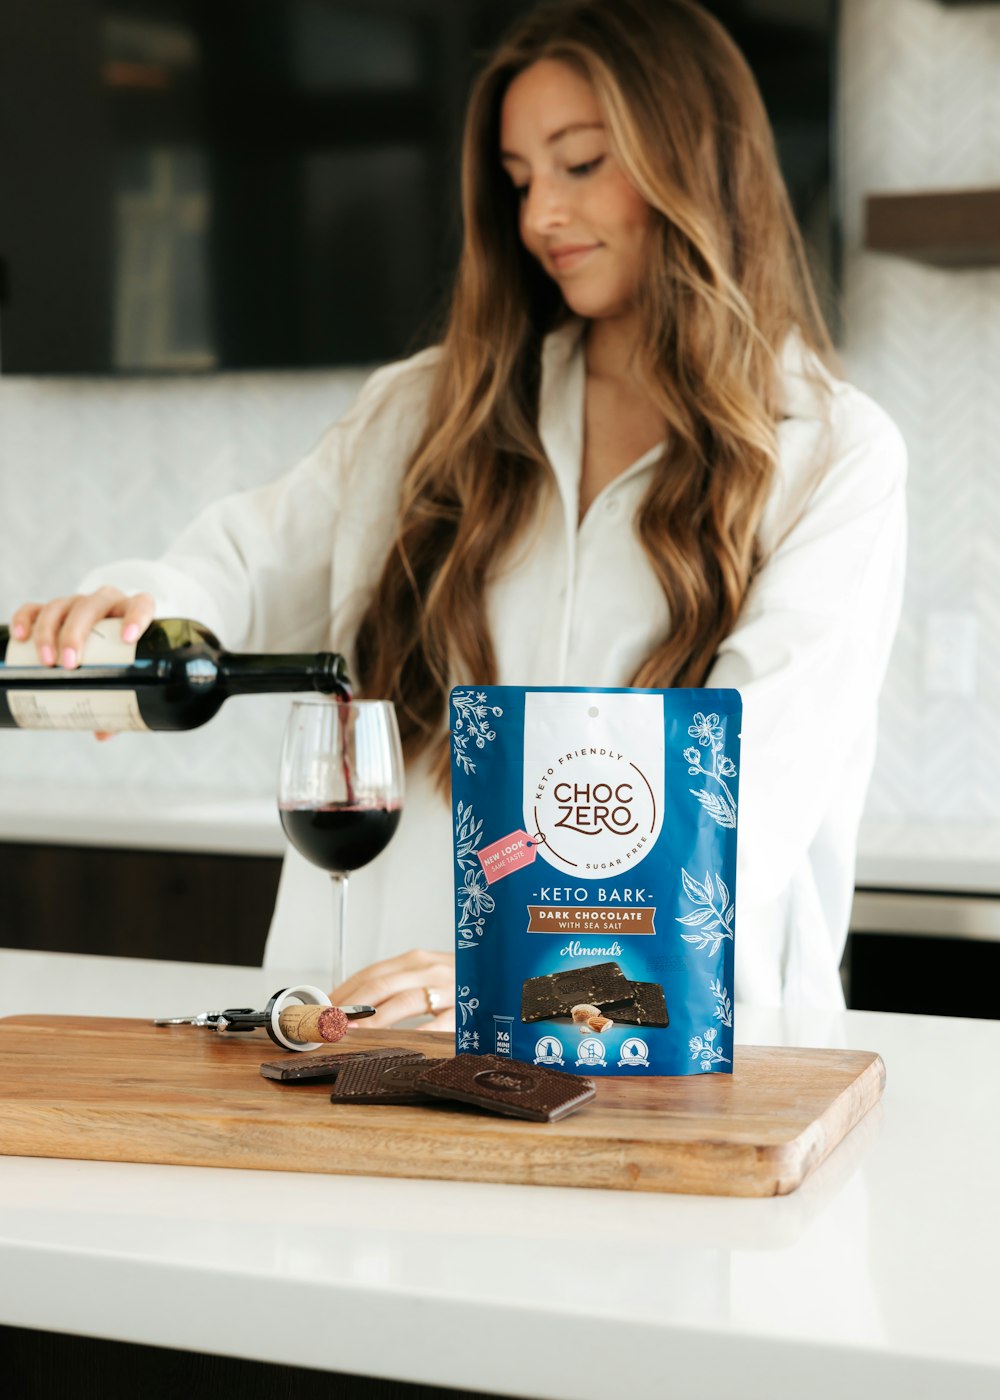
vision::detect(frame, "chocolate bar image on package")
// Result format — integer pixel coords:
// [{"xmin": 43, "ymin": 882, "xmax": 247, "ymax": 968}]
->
[
  {"xmin": 613, "ymin": 981, "xmax": 670, "ymax": 1028},
  {"xmin": 521, "ymin": 961, "xmax": 632, "ymax": 1023}
]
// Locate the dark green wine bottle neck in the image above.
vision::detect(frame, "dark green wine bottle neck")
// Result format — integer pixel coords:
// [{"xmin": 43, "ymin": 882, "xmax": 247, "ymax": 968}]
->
[{"xmin": 217, "ymin": 652, "xmax": 351, "ymax": 698}]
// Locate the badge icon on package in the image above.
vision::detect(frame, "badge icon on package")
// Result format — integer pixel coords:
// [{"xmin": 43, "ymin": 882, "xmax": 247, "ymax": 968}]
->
[{"xmin": 450, "ymin": 687, "xmax": 741, "ymax": 1077}]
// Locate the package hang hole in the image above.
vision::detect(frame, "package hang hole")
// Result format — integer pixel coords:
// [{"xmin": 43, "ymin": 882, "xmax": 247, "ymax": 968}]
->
[{"xmin": 587, "ymin": 706, "xmax": 600, "ymax": 718}]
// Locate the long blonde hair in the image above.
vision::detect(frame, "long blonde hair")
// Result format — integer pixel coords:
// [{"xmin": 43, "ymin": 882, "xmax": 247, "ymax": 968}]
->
[{"xmin": 354, "ymin": 0, "xmax": 836, "ymax": 786}]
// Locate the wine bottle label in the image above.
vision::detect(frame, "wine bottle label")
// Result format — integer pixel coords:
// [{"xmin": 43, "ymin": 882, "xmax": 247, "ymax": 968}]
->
[{"xmin": 3, "ymin": 623, "xmax": 150, "ymax": 732}]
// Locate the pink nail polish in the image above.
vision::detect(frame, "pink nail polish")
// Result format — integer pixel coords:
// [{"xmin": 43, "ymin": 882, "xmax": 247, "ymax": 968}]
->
[
  {"xmin": 11, "ymin": 624, "xmax": 25, "ymax": 640},
  {"xmin": 62, "ymin": 647, "xmax": 77, "ymax": 668},
  {"xmin": 122, "ymin": 624, "xmax": 138, "ymax": 643},
  {"xmin": 39, "ymin": 645, "xmax": 55, "ymax": 666}
]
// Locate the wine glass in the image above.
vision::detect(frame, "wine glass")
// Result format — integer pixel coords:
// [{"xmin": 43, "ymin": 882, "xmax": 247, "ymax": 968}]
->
[{"xmin": 278, "ymin": 698, "xmax": 404, "ymax": 993}]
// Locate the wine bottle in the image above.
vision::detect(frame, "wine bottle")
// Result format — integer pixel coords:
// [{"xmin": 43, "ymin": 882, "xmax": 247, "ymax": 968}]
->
[{"xmin": 0, "ymin": 618, "xmax": 351, "ymax": 732}]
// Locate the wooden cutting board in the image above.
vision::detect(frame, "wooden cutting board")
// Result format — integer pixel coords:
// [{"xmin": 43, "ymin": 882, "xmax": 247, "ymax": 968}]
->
[{"xmin": 0, "ymin": 1016, "xmax": 884, "ymax": 1197}]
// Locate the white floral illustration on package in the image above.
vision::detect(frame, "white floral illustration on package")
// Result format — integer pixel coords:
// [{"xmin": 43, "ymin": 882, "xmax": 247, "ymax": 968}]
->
[
  {"xmin": 454, "ymin": 799, "xmax": 484, "ymax": 870},
  {"xmin": 675, "ymin": 868, "xmax": 734, "ymax": 954},
  {"xmin": 709, "ymin": 977, "xmax": 733, "ymax": 1028},
  {"xmin": 454, "ymin": 799, "xmax": 495, "ymax": 948},
  {"xmin": 688, "ymin": 1027, "xmax": 731, "ymax": 1072},
  {"xmin": 683, "ymin": 710, "xmax": 738, "ymax": 828},
  {"xmin": 457, "ymin": 867, "xmax": 495, "ymax": 948},
  {"xmin": 452, "ymin": 690, "xmax": 503, "ymax": 776},
  {"xmin": 457, "ymin": 985, "xmax": 479, "ymax": 1027}
]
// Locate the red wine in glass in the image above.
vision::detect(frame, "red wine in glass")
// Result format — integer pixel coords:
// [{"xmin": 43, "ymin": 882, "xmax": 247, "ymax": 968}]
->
[
  {"xmin": 278, "ymin": 803, "xmax": 401, "ymax": 873},
  {"xmin": 278, "ymin": 697, "xmax": 404, "ymax": 993}
]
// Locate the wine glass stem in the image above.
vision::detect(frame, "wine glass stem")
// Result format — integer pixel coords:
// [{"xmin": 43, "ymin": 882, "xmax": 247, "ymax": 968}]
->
[{"xmin": 330, "ymin": 872, "xmax": 349, "ymax": 994}]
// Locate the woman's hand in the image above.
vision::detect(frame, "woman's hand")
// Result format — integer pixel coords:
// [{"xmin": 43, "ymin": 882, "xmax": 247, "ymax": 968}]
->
[
  {"xmin": 331, "ymin": 948, "xmax": 455, "ymax": 1032},
  {"xmin": 10, "ymin": 587, "xmax": 156, "ymax": 669}
]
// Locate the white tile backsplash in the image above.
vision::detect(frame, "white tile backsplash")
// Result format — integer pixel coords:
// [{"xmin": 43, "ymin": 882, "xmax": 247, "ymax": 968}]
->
[
  {"xmin": 840, "ymin": 0, "xmax": 1000, "ymax": 822},
  {"xmin": 0, "ymin": 368, "xmax": 370, "ymax": 796}
]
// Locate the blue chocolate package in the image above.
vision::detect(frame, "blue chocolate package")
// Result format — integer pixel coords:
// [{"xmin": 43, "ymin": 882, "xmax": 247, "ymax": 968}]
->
[{"xmin": 450, "ymin": 686, "xmax": 741, "ymax": 1076}]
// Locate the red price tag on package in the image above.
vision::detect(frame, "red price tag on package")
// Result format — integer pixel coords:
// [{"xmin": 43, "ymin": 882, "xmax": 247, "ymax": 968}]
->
[{"xmin": 477, "ymin": 829, "xmax": 538, "ymax": 884}]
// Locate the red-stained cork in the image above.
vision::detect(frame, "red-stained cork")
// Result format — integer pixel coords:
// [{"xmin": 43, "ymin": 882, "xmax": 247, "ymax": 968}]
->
[
  {"xmin": 277, "ymin": 1003, "xmax": 350, "ymax": 1045},
  {"xmin": 315, "ymin": 1006, "xmax": 350, "ymax": 1042}
]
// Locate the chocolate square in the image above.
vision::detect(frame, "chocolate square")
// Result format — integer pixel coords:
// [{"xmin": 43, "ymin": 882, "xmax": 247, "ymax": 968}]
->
[
  {"xmin": 259, "ymin": 1047, "xmax": 408, "ymax": 1082},
  {"xmin": 415, "ymin": 1054, "xmax": 596, "ymax": 1122},
  {"xmin": 520, "ymin": 961, "xmax": 632, "ymax": 1023},
  {"xmin": 612, "ymin": 981, "xmax": 669, "ymax": 1028},
  {"xmin": 330, "ymin": 1054, "xmax": 446, "ymax": 1104}
]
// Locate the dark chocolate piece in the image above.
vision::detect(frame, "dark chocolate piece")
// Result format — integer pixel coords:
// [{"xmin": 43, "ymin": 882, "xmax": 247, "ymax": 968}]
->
[
  {"xmin": 259, "ymin": 1047, "xmax": 411, "ymax": 1083},
  {"xmin": 330, "ymin": 1054, "xmax": 446, "ymax": 1104},
  {"xmin": 521, "ymin": 961, "xmax": 631, "ymax": 1022},
  {"xmin": 415, "ymin": 1054, "xmax": 596, "ymax": 1122},
  {"xmin": 612, "ymin": 981, "xmax": 669, "ymax": 1028}
]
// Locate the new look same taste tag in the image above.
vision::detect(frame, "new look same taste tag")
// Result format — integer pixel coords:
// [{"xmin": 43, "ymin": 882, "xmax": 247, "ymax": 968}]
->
[{"xmin": 477, "ymin": 830, "xmax": 537, "ymax": 883}]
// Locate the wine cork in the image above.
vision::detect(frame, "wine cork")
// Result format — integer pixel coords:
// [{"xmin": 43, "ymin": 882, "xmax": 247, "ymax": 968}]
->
[{"xmin": 277, "ymin": 1003, "xmax": 350, "ymax": 1045}]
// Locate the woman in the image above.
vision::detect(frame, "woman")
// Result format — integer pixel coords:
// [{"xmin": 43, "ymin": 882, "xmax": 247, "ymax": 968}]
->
[{"xmin": 11, "ymin": 0, "xmax": 906, "ymax": 1024}]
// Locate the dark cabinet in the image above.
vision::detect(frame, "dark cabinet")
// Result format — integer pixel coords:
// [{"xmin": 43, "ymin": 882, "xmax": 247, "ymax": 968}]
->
[
  {"xmin": 0, "ymin": 842, "xmax": 281, "ymax": 965},
  {"xmin": 846, "ymin": 889, "xmax": 999, "ymax": 1020}
]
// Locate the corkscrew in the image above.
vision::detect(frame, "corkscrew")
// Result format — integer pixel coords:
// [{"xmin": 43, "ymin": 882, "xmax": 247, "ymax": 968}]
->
[{"xmin": 154, "ymin": 984, "xmax": 376, "ymax": 1052}]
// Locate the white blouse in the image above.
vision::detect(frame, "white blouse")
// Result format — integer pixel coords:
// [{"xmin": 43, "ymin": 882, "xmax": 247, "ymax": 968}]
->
[{"xmin": 79, "ymin": 321, "xmax": 907, "ymax": 1009}]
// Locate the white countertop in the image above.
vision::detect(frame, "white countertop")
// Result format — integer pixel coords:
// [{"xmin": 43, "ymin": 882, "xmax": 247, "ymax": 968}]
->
[
  {"xmin": 0, "ymin": 949, "xmax": 997, "ymax": 1398},
  {"xmin": 855, "ymin": 817, "xmax": 1000, "ymax": 895},
  {"xmin": 2, "ymin": 782, "xmax": 999, "ymax": 894}
]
